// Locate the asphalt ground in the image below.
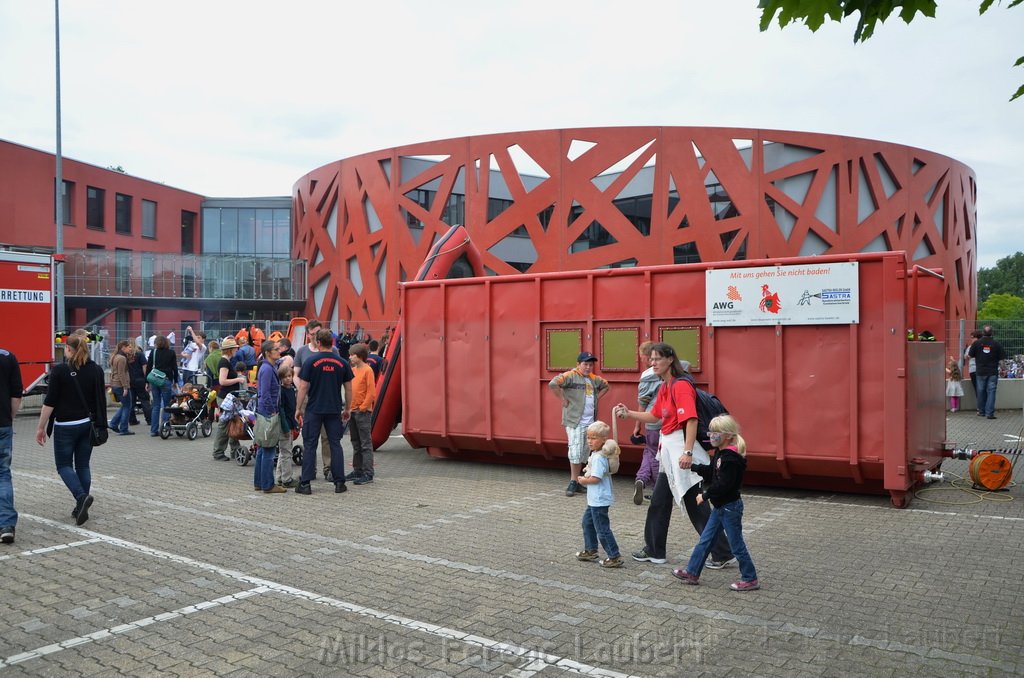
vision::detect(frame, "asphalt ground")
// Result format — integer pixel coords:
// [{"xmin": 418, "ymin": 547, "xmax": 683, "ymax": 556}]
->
[{"xmin": 1, "ymin": 406, "xmax": 1022, "ymax": 677}]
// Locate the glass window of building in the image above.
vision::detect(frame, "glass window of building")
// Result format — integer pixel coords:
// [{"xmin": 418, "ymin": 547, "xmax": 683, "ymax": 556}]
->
[
  {"xmin": 142, "ymin": 199, "xmax": 157, "ymax": 238},
  {"xmin": 59, "ymin": 180, "xmax": 74, "ymax": 225},
  {"xmin": 201, "ymin": 203, "xmax": 292, "ymax": 258},
  {"xmin": 221, "ymin": 209, "xmax": 238, "ymax": 253},
  {"xmin": 86, "ymin": 186, "xmax": 105, "ymax": 230},
  {"xmin": 141, "ymin": 253, "xmax": 154, "ymax": 294},
  {"xmin": 202, "ymin": 208, "xmax": 221, "ymax": 252},
  {"xmin": 115, "ymin": 193, "xmax": 132, "ymax": 234},
  {"xmin": 115, "ymin": 248, "xmax": 131, "ymax": 292},
  {"xmin": 238, "ymin": 209, "xmax": 256, "ymax": 255},
  {"xmin": 181, "ymin": 210, "xmax": 196, "ymax": 254},
  {"xmin": 255, "ymin": 209, "xmax": 274, "ymax": 254},
  {"xmin": 273, "ymin": 209, "xmax": 290, "ymax": 255}
]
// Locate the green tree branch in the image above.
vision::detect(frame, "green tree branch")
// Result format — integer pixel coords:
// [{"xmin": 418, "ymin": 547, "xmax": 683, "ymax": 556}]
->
[{"xmin": 758, "ymin": 0, "xmax": 1023, "ymax": 101}]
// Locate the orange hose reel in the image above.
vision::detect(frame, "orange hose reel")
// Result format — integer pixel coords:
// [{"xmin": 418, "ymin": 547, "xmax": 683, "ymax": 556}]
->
[{"xmin": 968, "ymin": 452, "xmax": 1014, "ymax": 491}]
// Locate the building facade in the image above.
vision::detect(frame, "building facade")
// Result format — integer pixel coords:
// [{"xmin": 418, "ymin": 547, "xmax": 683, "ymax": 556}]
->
[
  {"xmin": 293, "ymin": 127, "xmax": 978, "ymax": 329},
  {"xmin": 0, "ymin": 139, "xmax": 304, "ymax": 343}
]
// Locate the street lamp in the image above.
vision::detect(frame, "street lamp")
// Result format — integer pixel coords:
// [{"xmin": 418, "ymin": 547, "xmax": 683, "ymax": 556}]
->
[{"xmin": 54, "ymin": 0, "xmax": 65, "ymax": 331}]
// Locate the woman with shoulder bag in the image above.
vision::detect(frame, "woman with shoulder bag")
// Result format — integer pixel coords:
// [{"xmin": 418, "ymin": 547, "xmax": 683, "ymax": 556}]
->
[
  {"xmin": 254, "ymin": 341, "xmax": 285, "ymax": 493},
  {"xmin": 147, "ymin": 335, "xmax": 179, "ymax": 437},
  {"xmin": 108, "ymin": 340, "xmax": 134, "ymax": 435},
  {"xmin": 35, "ymin": 333, "xmax": 107, "ymax": 525}
]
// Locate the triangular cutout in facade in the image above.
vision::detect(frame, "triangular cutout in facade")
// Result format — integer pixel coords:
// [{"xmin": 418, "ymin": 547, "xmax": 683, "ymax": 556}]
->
[{"xmin": 569, "ymin": 221, "xmax": 617, "ymax": 253}]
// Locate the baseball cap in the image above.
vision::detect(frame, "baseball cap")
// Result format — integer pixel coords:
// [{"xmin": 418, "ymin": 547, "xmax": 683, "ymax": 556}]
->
[{"xmin": 577, "ymin": 352, "xmax": 597, "ymax": 363}]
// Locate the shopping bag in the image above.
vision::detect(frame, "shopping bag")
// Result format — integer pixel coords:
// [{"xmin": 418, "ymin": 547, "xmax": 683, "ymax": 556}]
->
[{"xmin": 146, "ymin": 368, "xmax": 167, "ymax": 388}]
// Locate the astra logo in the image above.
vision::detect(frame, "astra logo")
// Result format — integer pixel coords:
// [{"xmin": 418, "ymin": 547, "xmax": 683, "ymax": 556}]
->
[{"xmin": 712, "ymin": 301, "xmax": 734, "ymax": 309}]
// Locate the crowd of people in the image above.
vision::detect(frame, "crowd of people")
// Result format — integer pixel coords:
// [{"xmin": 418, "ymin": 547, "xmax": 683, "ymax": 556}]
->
[
  {"xmin": 0, "ymin": 320, "xmax": 392, "ymax": 544},
  {"xmin": 202, "ymin": 319, "xmax": 385, "ymax": 497},
  {"xmin": 2, "ymin": 322, "xmax": 764, "ymax": 593},
  {"xmin": 14, "ymin": 314, "xmax": 1024, "ymax": 594}
]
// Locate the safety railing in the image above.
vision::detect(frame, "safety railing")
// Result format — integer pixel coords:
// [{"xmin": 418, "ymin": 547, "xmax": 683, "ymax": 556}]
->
[{"xmin": 61, "ymin": 249, "xmax": 307, "ymax": 302}]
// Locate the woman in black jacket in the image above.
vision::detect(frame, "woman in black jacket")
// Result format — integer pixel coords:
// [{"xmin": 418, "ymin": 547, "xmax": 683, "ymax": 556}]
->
[
  {"xmin": 147, "ymin": 334, "xmax": 179, "ymax": 437},
  {"xmin": 34, "ymin": 333, "xmax": 107, "ymax": 525}
]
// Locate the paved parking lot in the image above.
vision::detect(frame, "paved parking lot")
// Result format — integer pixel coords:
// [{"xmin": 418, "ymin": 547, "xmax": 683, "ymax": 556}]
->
[{"xmin": 1, "ymin": 408, "xmax": 1022, "ymax": 677}]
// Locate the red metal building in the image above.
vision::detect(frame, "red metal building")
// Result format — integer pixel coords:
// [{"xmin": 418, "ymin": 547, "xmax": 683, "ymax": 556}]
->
[{"xmin": 293, "ymin": 127, "xmax": 977, "ymax": 328}]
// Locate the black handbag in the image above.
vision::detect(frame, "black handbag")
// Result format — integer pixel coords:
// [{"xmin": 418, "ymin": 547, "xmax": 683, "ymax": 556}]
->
[{"xmin": 70, "ymin": 367, "xmax": 108, "ymax": 447}]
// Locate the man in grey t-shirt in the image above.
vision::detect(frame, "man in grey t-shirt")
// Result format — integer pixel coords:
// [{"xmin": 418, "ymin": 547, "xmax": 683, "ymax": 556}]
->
[{"xmin": 292, "ymin": 319, "xmax": 323, "ymax": 374}]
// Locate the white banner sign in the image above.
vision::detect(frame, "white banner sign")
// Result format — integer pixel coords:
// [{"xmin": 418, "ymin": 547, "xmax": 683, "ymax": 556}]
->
[
  {"xmin": 706, "ymin": 262, "xmax": 859, "ymax": 326},
  {"xmin": 0, "ymin": 288, "xmax": 51, "ymax": 303}
]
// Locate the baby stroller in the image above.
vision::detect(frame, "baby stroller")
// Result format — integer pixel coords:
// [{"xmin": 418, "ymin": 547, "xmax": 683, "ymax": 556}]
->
[
  {"xmin": 220, "ymin": 389, "xmax": 258, "ymax": 465},
  {"xmin": 160, "ymin": 385, "xmax": 214, "ymax": 440},
  {"xmin": 290, "ymin": 431, "xmax": 303, "ymax": 466}
]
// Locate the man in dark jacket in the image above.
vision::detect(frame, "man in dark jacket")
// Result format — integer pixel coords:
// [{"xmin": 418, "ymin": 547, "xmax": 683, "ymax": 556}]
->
[
  {"xmin": 0, "ymin": 346, "xmax": 23, "ymax": 544},
  {"xmin": 127, "ymin": 345, "xmax": 151, "ymax": 426},
  {"xmin": 968, "ymin": 325, "xmax": 1005, "ymax": 419}
]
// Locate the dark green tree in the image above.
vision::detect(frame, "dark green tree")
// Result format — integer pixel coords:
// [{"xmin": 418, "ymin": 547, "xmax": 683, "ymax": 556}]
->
[
  {"xmin": 758, "ymin": 1, "xmax": 1024, "ymax": 101},
  {"xmin": 978, "ymin": 252, "xmax": 1024, "ymax": 304}
]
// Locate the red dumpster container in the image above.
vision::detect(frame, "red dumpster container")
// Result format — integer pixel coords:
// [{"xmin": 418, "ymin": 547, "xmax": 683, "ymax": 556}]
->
[{"xmin": 400, "ymin": 251, "xmax": 946, "ymax": 508}]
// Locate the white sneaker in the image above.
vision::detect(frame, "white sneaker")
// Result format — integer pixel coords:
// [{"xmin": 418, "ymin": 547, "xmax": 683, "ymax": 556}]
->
[
  {"xmin": 631, "ymin": 548, "xmax": 667, "ymax": 564},
  {"xmin": 632, "ymin": 480, "xmax": 645, "ymax": 505}
]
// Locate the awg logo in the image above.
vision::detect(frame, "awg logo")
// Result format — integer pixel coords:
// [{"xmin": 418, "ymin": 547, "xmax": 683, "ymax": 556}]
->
[{"xmin": 712, "ymin": 286, "xmax": 742, "ymax": 312}]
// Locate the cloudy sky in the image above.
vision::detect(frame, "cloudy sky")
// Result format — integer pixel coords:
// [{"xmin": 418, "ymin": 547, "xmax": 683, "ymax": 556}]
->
[{"xmin": 1, "ymin": 1, "xmax": 1021, "ymax": 269}]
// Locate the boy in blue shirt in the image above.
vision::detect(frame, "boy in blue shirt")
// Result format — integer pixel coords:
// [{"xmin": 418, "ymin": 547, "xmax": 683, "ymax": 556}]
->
[{"xmin": 575, "ymin": 420, "xmax": 623, "ymax": 568}]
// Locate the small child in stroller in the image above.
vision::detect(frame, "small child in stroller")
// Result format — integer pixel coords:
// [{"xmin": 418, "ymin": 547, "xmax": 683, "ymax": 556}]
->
[{"xmin": 159, "ymin": 384, "xmax": 213, "ymax": 440}]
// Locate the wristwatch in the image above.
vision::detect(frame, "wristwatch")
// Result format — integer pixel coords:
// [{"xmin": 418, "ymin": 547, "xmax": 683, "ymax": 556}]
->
[{"xmin": 683, "ymin": 450, "xmax": 693, "ymax": 457}]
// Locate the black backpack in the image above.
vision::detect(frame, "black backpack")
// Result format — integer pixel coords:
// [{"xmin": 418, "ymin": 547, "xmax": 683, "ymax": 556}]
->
[{"xmin": 672, "ymin": 375, "xmax": 729, "ymax": 448}]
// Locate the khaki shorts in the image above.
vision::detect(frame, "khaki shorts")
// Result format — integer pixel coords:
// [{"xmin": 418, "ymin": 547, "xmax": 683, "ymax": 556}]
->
[{"xmin": 565, "ymin": 424, "xmax": 589, "ymax": 464}]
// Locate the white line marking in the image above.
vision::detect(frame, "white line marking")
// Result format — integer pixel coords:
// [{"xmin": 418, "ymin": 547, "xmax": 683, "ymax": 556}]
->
[
  {"xmin": 0, "ymin": 538, "xmax": 102, "ymax": 562},
  {"xmin": 11, "ymin": 475, "xmax": 1022, "ymax": 674},
  {"xmin": 14, "ymin": 469, "xmax": 1023, "ymax": 524},
  {"xmin": 18, "ymin": 515, "xmax": 638, "ymax": 678},
  {"xmin": 0, "ymin": 587, "xmax": 266, "ymax": 667}
]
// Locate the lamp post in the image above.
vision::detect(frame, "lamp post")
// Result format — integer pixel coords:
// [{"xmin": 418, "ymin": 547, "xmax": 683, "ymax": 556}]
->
[{"xmin": 54, "ymin": 0, "xmax": 65, "ymax": 332}]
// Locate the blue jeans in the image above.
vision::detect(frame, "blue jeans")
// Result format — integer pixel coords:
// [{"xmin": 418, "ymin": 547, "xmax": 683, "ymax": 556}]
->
[
  {"xmin": 109, "ymin": 386, "xmax": 133, "ymax": 433},
  {"xmin": 685, "ymin": 498, "xmax": 758, "ymax": 582},
  {"xmin": 582, "ymin": 505, "xmax": 619, "ymax": 558},
  {"xmin": 644, "ymin": 474, "xmax": 732, "ymax": 562},
  {"xmin": 0, "ymin": 427, "xmax": 16, "ymax": 528},
  {"xmin": 254, "ymin": 446, "xmax": 277, "ymax": 491},
  {"xmin": 150, "ymin": 382, "xmax": 173, "ymax": 434},
  {"xmin": 976, "ymin": 374, "xmax": 999, "ymax": 417},
  {"xmin": 53, "ymin": 422, "xmax": 93, "ymax": 501},
  {"xmin": 300, "ymin": 412, "xmax": 345, "ymax": 484}
]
